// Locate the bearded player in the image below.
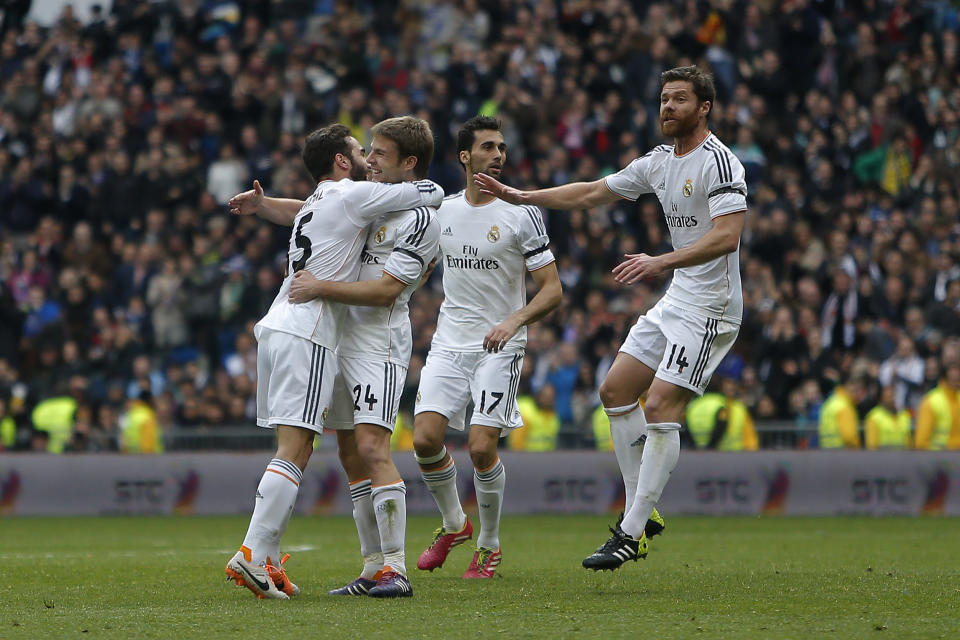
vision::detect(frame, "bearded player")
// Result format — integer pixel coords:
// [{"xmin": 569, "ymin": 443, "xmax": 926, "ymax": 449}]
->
[{"xmin": 476, "ymin": 66, "xmax": 747, "ymax": 571}]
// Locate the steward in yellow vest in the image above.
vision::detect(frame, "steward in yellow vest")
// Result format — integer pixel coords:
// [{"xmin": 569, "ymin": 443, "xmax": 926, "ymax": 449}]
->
[
  {"xmin": 31, "ymin": 396, "xmax": 77, "ymax": 454},
  {"xmin": 120, "ymin": 397, "xmax": 164, "ymax": 454},
  {"xmin": 915, "ymin": 366, "xmax": 960, "ymax": 450},
  {"xmin": 510, "ymin": 386, "xmax": 560, "ymax": 452},
  {"xmin": 686, "ymin": 392, "xmax": 759, "ymax": 450},
  {"xmin": 390, "ymin": 412, "xmax": 414, "ymax": 451},
  {"xmin": 864, "ymin": 386, "xmax": 912, "ymax": 450},
  {"xmin": 591, "ymin": 405, "xmax": 614, "ymax": 451},
  {"xmin": 819, "ymin": 384, "xmax": 861, "ymax": 448}
]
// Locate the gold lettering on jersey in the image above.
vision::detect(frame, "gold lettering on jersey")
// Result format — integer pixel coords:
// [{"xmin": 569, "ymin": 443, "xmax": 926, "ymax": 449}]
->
[
  {"xmin": 682, "ymin": 179, "xmax": 693, "ymax": 197},
  {"xmin": 375, "ymin": 226, "xmax": 387, "ymax": 243},
  {"xmin": 487, "ymin": 225, "xmax": 500, "ymax": 243}
]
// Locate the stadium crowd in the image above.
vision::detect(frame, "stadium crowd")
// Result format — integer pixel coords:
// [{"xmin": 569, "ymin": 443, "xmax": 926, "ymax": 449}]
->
[{"xmin": 1, "ymin": 0, "xmax": 960, "ymax": 453}]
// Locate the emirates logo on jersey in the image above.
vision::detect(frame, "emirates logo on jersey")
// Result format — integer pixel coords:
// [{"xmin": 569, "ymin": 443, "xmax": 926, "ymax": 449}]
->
[
  {"xmin": 487, "ymin": 225, "xmax": 500, "ymax": 243},
  {"xmin": 375, "ymin": 226, "xmax": 387, "ymax": 243},
  {"xmin": 683, "ymin": 179, "xmax": 694, "ymax": 197}
]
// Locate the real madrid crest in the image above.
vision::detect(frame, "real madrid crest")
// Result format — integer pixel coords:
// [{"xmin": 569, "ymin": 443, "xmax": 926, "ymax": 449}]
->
[
  {"xmin": 322, "ymin": 407, "xmax": 329, "ymax": 422},
  {"xmin": 487, "ymin": 225, "xmax": 500, "ymax": 243},
  {"xmin": 375, "ymin": 226, "xmax": 387, "ymax": 243},
  {"xmin": 416, "ymin": 392, "xmax": 421, "ymax": 403},
  {"xmin": 682, "ymin": 179, "xmax": 693, "ymax": 197}
]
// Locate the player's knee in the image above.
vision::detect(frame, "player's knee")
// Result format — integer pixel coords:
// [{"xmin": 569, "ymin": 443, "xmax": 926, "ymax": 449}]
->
[
  {"xmin": 356, "ymin": 437, "xmax": 389, "ymax": 469},
  {"xmin": 413, "ymin": 431, "xmax": 443, "ymax": 458},
  {"xmin": 599, "ymin": 378, "xmax": 629, "ymax": 408},
  {"xmin": 468, "ymin": 441, "xmax": 496, "ymax": 471},
  {"xmin": 643, "ymin": 394, "xmax": 683, "ymax": 424}
]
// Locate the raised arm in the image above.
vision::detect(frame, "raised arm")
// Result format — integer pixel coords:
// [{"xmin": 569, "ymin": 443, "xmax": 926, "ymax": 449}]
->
[
  {"xmin": 612, "ymin": 211, "xmax": 746, "ymax": 285},
  {"xmin": 483, "ymin": 262, "xmax": 563, "ymax": 352},
  {"xmin": 228, "ymin": 180, "xmax": 304, "ymax": 227},
  {"xmin": 474, "ymin": 173, "xmax": 624, "ymax": 210}
]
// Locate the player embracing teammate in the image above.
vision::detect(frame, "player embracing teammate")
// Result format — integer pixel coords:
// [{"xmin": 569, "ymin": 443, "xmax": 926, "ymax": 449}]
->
[{"xmin": 225, "ymin": 120, "xmax": 443, "ymax": 599}]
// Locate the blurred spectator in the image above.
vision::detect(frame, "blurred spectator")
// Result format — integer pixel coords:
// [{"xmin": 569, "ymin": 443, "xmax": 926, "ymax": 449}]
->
[
  {"xmin": 511, "ymin": 384, "xmax": 560, "ymax": 452},
  {"xmin": 818, "ymin": 378, "xmax": 864, "ymax": 449},
  {"xmin": 119, "ymin": 392, "xmax": 163, "ymax": 454},
  {"xmin": 878, "ymin": 335, "xmax": 925, "ymax": 410},
  {"xmin": 686, "ymin": 377, "xmax": 758, "ymax": 451},
  {"xmin": 914, "ymin": 364, "xmax": 960, "ymax": 451},
  {"xmin": 863, "ymin": 385, "xmax": 912, "ymax": 450}
]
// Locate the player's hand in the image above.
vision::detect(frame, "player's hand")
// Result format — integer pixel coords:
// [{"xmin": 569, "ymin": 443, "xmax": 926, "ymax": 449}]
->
[
  {"xmin": 474, "ymin": 172, "xmax": 524, "ymax": 205},
  {"xmin": 228, "ymin": 179, "xmax": 264, "ymax": 216},
  {"xmin": 483, "ymin": 317, "xmax": 522, "ymax": 352},
  {"xmin": 289, "ymin": 270, "xmax": 321, "ymax": 303},
  {"xmin": 612, "ymin": 253, "xmax": 665, "ymax": 285}
]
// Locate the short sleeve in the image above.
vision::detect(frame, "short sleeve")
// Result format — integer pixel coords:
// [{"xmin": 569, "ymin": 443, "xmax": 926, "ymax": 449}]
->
[
  {"xmin": 603, "ymin": 153, "xmax": 656, "ymax": 200},
  {"xmin": 384, "ymin": 207, "xmax": 441, "ymax": 285},
  {"xmin": 516, "ymin": 205, "xmax": 555, "ymax": 271},
  {"xmin": 702, "ymin": 142, "xmax": 748, "ymax": 218},
  {"xmin": 341, "ymin": 180, "xmax": 445, "ymax": 227}
]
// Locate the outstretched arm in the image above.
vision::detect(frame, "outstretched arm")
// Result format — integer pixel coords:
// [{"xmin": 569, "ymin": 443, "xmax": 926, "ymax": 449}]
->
[
  {"xmin": 228, "ymin": 180, "xmax": 304, "ymax": 227},
  {"xmin": 288, "ymin": 270, "xmax": 407, "ymax": 307},
  {"xmin": 612, "ymin": 211, "xmax": 745, "ymax": 284},
  {"xmin": 474, "ymin": 173, "xmax": 624, "ymax": 210},
  {"xmin": 483, "ymin": 262, "xmax": 562, "ymax": 352}
]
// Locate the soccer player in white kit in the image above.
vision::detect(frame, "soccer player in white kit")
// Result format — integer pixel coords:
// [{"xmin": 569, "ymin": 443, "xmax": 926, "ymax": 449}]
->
[
  {"xmin": 285, "ymin": 117, "xmax": 442, "ymax": 598},
  {"xmin": 223, "ymin": 123, "xmax": 443, "ymax": 599},
  {"xmin": 413, "ymin": 116, "xmax": 562, "ymax": 579},
  {"xmin": 476, "ymin": 66, "xmax": 747, "ymax": 571}
]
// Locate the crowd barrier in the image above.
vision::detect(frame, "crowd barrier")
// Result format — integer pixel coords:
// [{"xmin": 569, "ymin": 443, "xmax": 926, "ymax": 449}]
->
[{"xmin": 1, "ymin": 450, "xmax": 957, "ymax": 517}]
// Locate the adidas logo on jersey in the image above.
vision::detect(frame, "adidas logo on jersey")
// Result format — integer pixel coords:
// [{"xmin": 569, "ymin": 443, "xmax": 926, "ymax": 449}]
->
[{"xmin": 442, "ymin": 226, "xmax": 453, "ymax": 236}]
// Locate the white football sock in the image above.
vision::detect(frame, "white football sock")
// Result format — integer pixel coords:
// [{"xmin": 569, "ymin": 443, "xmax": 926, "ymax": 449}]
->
[
  {"xmin": 349, "ymin": 478, "xmax": 383, "ymax": 579},
  {"xmin": 241, "ymin": 458, "xmax": 302, "ymax": 566},
  {"xmin": 474, "ymin": 458, "xmax": 506, "ymax": 550},
  {"xmin": 372, "ymin": 482, "xmax": 407, "ymax": 576},
  {"xmin": 606, "ymin": 401, "xmax": 647, "ymax": 513},
  {"xmin": 420, "ymin": 458, "xmax": 466, "ymax": 533},
  {"xmin": 620, "ymin": 423, "xmax": 680, "ymax": 539}
]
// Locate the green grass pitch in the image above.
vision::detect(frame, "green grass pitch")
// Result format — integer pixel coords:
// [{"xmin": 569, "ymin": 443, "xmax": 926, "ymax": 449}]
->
[{"xmin": 1, "ymin": 515, "xmax": 958, "ymax": 639}]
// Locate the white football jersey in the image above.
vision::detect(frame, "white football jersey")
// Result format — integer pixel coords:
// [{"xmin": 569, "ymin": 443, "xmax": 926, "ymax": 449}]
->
[
  {"xmin": 431, "ymin": 193, "xmax": 555, "ymax": 352},
  {"xmin": 605, "ymin": 133, "xmax": 747, "ymax": 323},
  {"xmin": 337, "ymin": 205, "xmax": 441, "ymax": 363},
  {"xmin": 255, "ymin": 178, "xmax": 443, "ymax": 348}
]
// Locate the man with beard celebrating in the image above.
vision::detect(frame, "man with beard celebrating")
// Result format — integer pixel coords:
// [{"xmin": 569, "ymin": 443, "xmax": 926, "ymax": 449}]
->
[{"xmin": 475, "ymin": 66, "xmax": 748, "ymax": 571}]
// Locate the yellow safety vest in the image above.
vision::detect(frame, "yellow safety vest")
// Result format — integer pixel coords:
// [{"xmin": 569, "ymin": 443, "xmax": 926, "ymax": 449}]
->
[
  {"xmin": 31, "ymin": 396, "xmax": 77, "ymax": 454},
  {"xmin": 120, "ymin": 401, "xmax": 164, "ymax": 454},
  {"xmin": 819, "ymin": 387, "xmax": 860, "ymax": 449},
  {"xmin": 686, "ymin": 393, "xmax": 754, "ymax": 451},
  {"xmin": 511, "ymin": 395, "xmax": 559, "ymax": 452},
  {"xmin": 1, "ymin": 415, "xmax": 15, "ymax": 449},
  {"xmin": 915, "ymin": 384, "xmax": 960, "ymax": 450},
  {"xmin": 390, "ymin": 413, "xmax": 414, "ymax": 451},
  {"xmin": 591, "ymin": 406, "xmax": 613, "ymax": 451},
  {"xmin": 864, "ymin": 406, "xmax": 911, "ymax": 449}
]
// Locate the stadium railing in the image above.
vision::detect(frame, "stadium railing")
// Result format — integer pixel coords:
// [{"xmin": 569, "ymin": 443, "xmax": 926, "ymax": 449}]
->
[{"xmin": 158, "ymin": 421, "xmax": 816, "ymax": 451}]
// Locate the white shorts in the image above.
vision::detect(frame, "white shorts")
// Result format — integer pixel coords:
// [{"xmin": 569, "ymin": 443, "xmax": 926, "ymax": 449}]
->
[
  {"xmin": 255, "ymin": 328, "xmax": 338, "ymax": 433},
  {"xmin": 619, "ymin": 299, "xmax": 739, "ymax": 395},
  {"xmin": 326, "ymin": 356, "xmax": 408, "ymax": 432},
  {"xmin": 415, "ymin": 348, "xmax": 525, "ymax": 433}
]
